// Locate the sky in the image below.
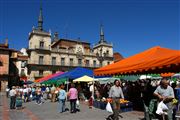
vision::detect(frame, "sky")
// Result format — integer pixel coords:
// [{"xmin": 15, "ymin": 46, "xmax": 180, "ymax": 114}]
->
[{"xmin": 0, "ymin": 0, "xmax": 179, "ymax": 57}]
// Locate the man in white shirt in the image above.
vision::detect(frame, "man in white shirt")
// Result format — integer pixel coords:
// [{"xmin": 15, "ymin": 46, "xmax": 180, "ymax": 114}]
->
[
  {"xmin": 154, "ymin": 79, "xmax": 174, "ymax": 120},
  {"xmin": 23, "ymin": 87, "xmax": 28, "ymax": 102},
  {"xmin": 9, "ymin": 86, "xmax": 17, "ymax": 109},
  {"xmin": 109, "ymin": 80, "xmax": 124, "ymax": 120}
]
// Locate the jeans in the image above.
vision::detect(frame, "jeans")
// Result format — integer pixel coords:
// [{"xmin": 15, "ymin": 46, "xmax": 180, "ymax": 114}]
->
[
  {"xmin": 58, "ymin": 99, "xmax": 65, "ymax": 113},
  {"xmin": 24, "ymin": 93, "xmax": 28, "ymax": 102},
  {"xmin": 166, "ymin": 103, "xmax": 173, "ymax": 120},
  {"xmin": 70, "ymin": 99, "xmax": 77, "ymax": 113},
  {"xmin": 10, "ymin": 96, "xmax": 16, "ymax": 109},
  {"xmin": 36, "ymin": 94, "xmax": 41, "ymax": 104}
]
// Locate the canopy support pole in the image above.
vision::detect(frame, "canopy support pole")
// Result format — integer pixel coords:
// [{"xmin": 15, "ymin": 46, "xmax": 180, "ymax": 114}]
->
[
  {"xmin": 66, "ymin": 77, "xmax": 69, "ymax": 92},
  {"xmin": 66, "ymin": 77, "xmax": 69, "ymax": 101},
  {"xmin": 92, "ymin": 75, "xmax": 95, "ymax": 100}
]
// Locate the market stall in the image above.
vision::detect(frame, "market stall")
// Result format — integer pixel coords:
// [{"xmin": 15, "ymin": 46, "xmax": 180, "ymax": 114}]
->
[
  {"xmin": 93, "ymin": 98, "xmax": 133, "ymax": 112},
  {"xmin": 94, "ymin": 46, "xmax": 180, "ymax": 76}
]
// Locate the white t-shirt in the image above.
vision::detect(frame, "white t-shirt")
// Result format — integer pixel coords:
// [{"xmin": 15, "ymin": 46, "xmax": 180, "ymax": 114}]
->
[
  {"xmin": 46, "ymin": 87, "xmax": 50, "ymax": 92},
  {"xmin": 23, "ymin": 88, "xmax": 28, "ymax": 93},
  {"xmin": 9, "ymin": 89, "xmax": 16, "ymax": 97},
  {"xmin": 19, "ymin": 88, "xmax": 23, "ymax": 92}
]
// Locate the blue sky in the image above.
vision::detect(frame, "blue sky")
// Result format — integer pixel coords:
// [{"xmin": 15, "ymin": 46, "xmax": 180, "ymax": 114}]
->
[{"xmin": 0, "ymin": 0, "xmax": 179, "ymax": 57}]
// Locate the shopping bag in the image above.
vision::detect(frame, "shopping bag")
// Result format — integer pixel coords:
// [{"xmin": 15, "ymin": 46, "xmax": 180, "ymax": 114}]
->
[
  {"xmin": 76, "ymin": 100, "xmax": 80, "ymax": 106},
  {"xmin": 106, "ymin": 102, "xmax": 113, "ymax": 113},
  {"xmin": 30, "ymin": 94, "xmax": 33, "ymax": 98},
  {"xmin": 156, "ymin": 101, "xmax": 168, "ymax": 115}
]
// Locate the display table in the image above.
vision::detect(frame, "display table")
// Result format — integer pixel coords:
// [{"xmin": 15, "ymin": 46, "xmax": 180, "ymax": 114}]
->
[{"xmin": 93, "ymin": 100, "xmax": 133, "ymax": 112}]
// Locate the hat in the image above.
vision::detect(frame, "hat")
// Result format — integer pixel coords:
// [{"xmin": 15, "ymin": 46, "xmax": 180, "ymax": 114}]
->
[{"xmin": 12, "ymin": 86, "xmax": 16, "ymax": 89}]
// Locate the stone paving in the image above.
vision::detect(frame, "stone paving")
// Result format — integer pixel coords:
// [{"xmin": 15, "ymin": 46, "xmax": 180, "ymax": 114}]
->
[{"xmin": 0, "ymin": 92, "xmax": 144, "ymax": 120}]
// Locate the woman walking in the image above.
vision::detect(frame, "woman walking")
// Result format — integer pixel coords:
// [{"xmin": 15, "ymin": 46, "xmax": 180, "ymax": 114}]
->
[
  {"xmin": 68, "ymin": 83, "xmax": 78, "ymax": 113},
  {"xmin": 58, "ymin": 84, "xmax": 66, "ymax": 113}
]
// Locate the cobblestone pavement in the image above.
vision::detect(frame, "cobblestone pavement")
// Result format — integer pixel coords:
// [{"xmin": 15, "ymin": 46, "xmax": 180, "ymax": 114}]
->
[{"xmin": 0, "ymin": 92, "xmax": 144, "ymax": 120}]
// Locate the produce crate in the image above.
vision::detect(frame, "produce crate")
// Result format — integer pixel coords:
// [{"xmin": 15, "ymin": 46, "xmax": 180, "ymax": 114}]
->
[{"xmin": 93, "ymin": 100, "xmax": 133, "ymax": 112}]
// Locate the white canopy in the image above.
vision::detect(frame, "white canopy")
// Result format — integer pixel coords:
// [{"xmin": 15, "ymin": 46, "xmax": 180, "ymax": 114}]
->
[{"xmin": 73, "ymin": 75, "xmax": 95, "ymax": 82}]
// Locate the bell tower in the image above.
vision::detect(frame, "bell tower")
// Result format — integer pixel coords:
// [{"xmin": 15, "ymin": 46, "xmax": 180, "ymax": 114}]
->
[
  {"xmin": 28, "ymin": 4, "xmax": 51, "ymax": 50},
  {"xmin": 93, "ymin": 24, "xmax": 113, "ymax": 67}
]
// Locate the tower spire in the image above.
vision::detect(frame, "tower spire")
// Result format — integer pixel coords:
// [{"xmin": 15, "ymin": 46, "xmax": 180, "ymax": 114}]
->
[
  {"xmin": 38, "ymin": 1, "xmax": 43, "ymax": 31},
  {"xmin": 99, "ymin": 24, "xmax": 106, "ymax": 44}
]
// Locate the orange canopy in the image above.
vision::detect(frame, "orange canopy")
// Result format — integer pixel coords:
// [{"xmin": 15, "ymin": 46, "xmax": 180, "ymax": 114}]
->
[
  {"xmin": 160, "ymin": 73, "xmax": 175, "ymax": 77},
  {"xmin": 94, "ymin": 46, "xmax": 180, "ymax": 76}
]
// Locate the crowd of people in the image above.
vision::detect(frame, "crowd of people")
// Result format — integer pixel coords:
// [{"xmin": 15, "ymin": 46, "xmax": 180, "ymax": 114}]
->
[
  {"xmin": 6, "ymin": 78, "xmax": 180, "ymax": 120},
  {"xmin": 7, "ymin": 83, "xmax": 79, "ymax": 114}
]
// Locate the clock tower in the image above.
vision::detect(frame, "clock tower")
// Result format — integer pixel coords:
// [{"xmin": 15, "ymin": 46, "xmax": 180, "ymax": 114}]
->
[{"xmin": 93, "ymin": 24, "xmax": 113, "ymax": 67}]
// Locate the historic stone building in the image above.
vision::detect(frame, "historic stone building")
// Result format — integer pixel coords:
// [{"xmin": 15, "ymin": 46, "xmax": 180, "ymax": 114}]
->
[
  {"xmin": 17, "ymin": 48, "xmax": 28, "ymax": 82},
  {"xmin": 27, "ymin": 7, "xmax": 116, "ymax": 81},
  {"xmin": 0, "ymin": 40, "xmax": 20, "ymax": 91}
]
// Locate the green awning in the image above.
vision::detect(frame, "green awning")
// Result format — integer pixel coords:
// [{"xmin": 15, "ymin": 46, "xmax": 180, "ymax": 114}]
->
[{"xmin": 41, "ymin": 78, "xmax": 67, "ymax": 85}]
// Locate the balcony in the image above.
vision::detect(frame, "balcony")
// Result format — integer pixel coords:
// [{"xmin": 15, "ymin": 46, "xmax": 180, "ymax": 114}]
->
[{"xmin": 28, "ymin": 60, "xmax": 100, "ymax": 68}]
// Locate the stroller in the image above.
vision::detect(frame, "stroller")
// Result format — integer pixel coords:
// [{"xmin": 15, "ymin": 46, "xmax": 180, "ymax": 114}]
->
[
  {"xmin": 106, "ymin": 114, "xmax": 123, "ymax": 120},
  {"xmin": 16, "ymin": 97, "xmax": 23, "ymax": 109}
]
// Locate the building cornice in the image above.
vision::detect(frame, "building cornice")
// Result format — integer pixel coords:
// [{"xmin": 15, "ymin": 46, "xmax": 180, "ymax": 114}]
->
[
  {"xmin": 93, "ymin": 43, "xmax": 113, "ymax": 49},
  {"xmin": 28, "ymin": 29, "xmax": 51, "ymax": 40}
]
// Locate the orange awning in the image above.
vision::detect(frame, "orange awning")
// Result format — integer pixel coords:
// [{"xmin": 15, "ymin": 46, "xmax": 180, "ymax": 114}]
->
[
  {"xmin": 160, "ymin": 73, "xmax": 175, "ymax": 77},
  {"xmin": 94, "ymin": 46, "xmax": 180, "ymax": 76}
]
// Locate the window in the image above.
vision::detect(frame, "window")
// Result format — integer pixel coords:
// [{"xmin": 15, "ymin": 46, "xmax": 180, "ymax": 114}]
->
[
  {"xmin": 78, "ymin": 59, "xmax": 82, "ymax": 66},
  {"xmin": 85, "ymin": 60, "xmax": 90, "ymax": 67},
  {"xmin": 61, "ymin": 58, "xmax": 65, "ymax": 66},
  {"xmin": 39, "ymin": 56, "xmax": 44, "ymax": 64},
  {"xmin": 70, "ymin": 58, "xmax": 73, "ymax": 66},
  {"xmin": 39, "ymin": 41, "xmax": 44, "ymax": 49},
  {"xmin": 93, "ymin": 60, "xmax": 96, "ymax": 67},
  {"xmin": 52, "ymin": 57, "xmax": 56, "ymax": 65},
  {"xmin": 39, "ymin": 70, "xmax": 43, "ymax": 76},
  {"xmin": 106, "ymin": 50, "xmax": 109, "ymax": 56}
]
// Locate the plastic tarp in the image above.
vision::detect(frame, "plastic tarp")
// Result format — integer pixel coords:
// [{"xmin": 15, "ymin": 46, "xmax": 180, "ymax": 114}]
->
[
  {"xmin": 94, "ymin": 46, "xmax": 180, "ymax": 76},
  {"xmin": 173, "ymin": 73, "xmax": 180, "ymax": 78},
  {"xmin": 114, "ymin": 75, "xmax": 140, "ymax": 81},
  {"xmin": 50, "ymin": 67, "xmax": 93, "ymax": 81},
  {"xmin": 94, "ymin": 77, "xmax": 119, "ymax": 84}
]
